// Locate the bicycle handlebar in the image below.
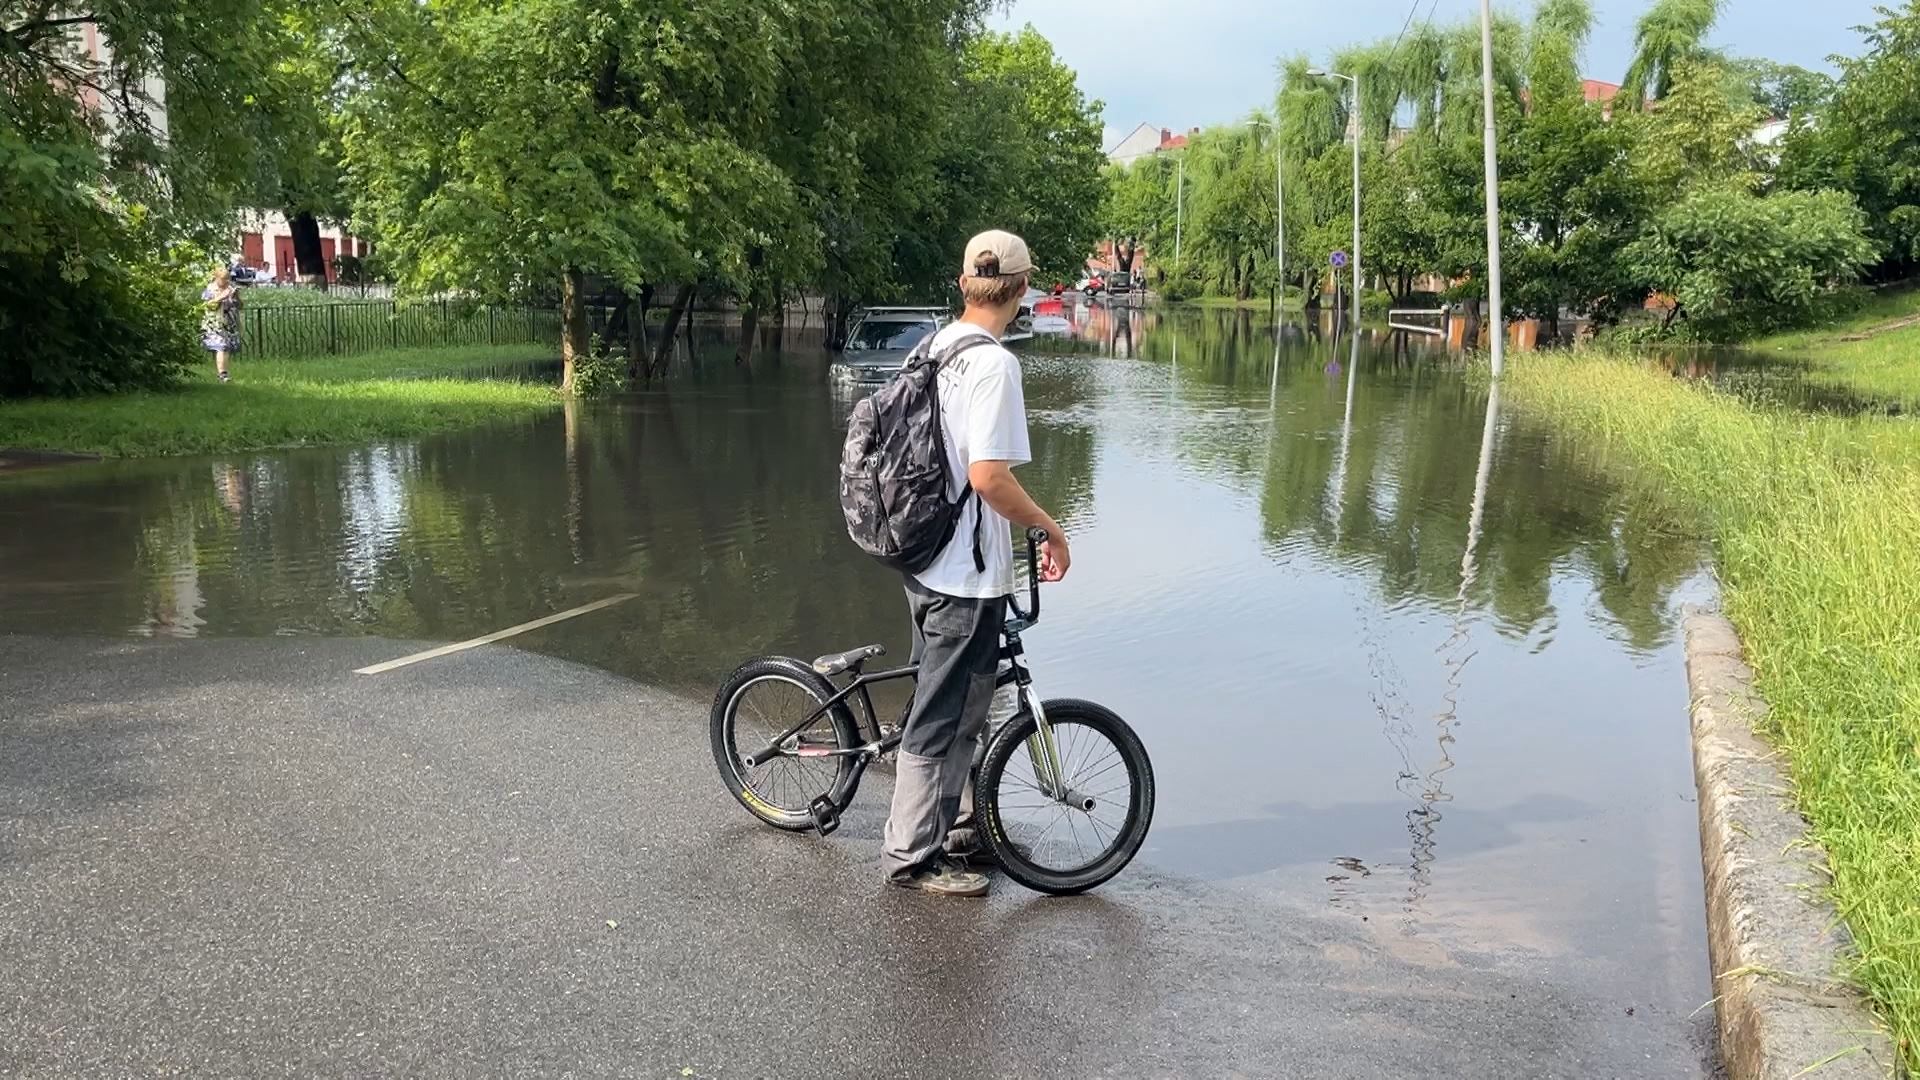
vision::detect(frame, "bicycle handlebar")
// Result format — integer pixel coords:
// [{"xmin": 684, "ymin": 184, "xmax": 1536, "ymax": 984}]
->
[{"xmin": 1008, "ymin": 526, "xmax": 1049, "ymax": 625}]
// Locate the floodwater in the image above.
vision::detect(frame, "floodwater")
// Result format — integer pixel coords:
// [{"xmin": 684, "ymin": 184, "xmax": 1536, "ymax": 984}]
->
[{"xmin": 0, "ymin": 304, "xmax": 1717, "ymax": 1062}]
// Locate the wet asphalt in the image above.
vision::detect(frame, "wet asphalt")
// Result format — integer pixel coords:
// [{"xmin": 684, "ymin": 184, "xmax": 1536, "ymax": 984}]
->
[{"xmin": 1, "ymin": 635, "xmax": 1716, "ymax": 1078}]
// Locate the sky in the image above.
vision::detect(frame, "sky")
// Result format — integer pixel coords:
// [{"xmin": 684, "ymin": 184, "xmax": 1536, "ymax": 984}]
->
[{"xmin": 990, "ymin": 0, "xmax": 1885, "ymax": 153}]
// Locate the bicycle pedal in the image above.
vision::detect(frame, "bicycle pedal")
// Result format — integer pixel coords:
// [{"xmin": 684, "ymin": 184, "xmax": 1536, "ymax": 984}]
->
[{"xmin": 808, "ymin": 795, "xmax": 842, "ymax": 836}]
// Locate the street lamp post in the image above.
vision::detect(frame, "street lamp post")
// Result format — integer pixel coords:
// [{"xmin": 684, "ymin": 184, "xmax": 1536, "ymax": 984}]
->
[
  {"xmin": 1173, "ymin": 157, "xmax": 1185, "ymax": 273},
  {"xmin": 1309, "ymin": 68, "xmax": 1361, "ymax": 333},
  {"xmin": 1477, "ymin": 0, "xmax": 1506, "ymax": 376},
  {"xmin": 1276, "ymin": 123, "xmax": 1286, "ymax": 317},
  {"xmin": 1250, "ymin": 115, "xmax": 1287, "ymax": 319}
]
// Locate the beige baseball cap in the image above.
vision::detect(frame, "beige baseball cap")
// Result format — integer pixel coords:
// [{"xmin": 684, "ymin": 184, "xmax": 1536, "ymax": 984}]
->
[{"xmin": 960, "ymin": 229, "xmax": 1033, "ymax": 278}]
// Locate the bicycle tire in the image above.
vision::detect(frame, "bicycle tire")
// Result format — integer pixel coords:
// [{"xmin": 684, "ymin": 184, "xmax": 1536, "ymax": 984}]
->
[
  {"xmin": 710, "ymin": 656, "xmax": 862, "ymax": 831},
  {"xmin": 975, "ymin": 698, "xmax": 1154, "ymax": 895}
]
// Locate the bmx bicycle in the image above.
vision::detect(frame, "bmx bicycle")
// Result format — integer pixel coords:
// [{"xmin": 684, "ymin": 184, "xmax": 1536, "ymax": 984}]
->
[{"xmin": 710, "ymin": 528, "xmax": 1154, "ymax": 895}]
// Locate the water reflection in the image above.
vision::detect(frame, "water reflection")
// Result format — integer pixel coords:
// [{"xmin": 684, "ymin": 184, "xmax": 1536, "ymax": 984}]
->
[{"xmin": 1, "ymin": 307, "xmax": 1712, "ymax": 1003}]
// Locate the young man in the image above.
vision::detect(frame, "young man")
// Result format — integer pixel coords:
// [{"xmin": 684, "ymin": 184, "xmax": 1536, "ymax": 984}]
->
[{"xmin": 884, "ymin": 230, "xmax": 1071, "ymax": 898}]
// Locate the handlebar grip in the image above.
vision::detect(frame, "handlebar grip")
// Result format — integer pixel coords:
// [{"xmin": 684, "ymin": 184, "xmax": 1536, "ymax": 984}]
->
[{"xmin": 1027, "ymin": 526, "xmax": 1050, "ymax": 546}]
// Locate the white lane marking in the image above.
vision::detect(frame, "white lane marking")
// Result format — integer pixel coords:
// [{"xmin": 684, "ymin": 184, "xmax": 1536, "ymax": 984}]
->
[{"xmin": 353, "ymin": 593, "xmax": 638, "ymax": 675}]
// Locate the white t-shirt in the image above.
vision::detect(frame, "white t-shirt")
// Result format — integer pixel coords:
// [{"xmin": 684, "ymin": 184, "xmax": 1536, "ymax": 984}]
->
[{"xmin": 912, "ymin": 322, "xmax": 1032, "ymax": 599}]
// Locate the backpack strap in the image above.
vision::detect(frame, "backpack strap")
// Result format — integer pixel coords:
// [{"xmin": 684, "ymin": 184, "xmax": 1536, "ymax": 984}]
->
[{"xmin": 920, "ymin": 332, "xmax": 996, "ymax": 573}]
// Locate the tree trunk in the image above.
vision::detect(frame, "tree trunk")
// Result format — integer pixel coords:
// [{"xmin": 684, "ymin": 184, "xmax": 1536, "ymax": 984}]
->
[
  {"xmin": 652, "ymin": 283, "xmax": 696, "ymax": 373},
  {"xmin": 560, "ymin": 267, "xmax": 589, "ymax": 393},
  {"xmin": 682, "ymin": 285, "xmax": 697, "ymax": 358},
  {"xmin": 735, "ymin": 303, "xmax": 760, "ymax": 367},
  {"xmin": 1463, "ymin": 297, "xmax": 1483, "ymax": 347},
  {"xmin": 624, "ymin": 290, "xmax": 647, "ymax": 381},
  {"xmin": 288, "ymin": 210, "xmax": 328, "ymax": 287},
  {"xmin": 825, "ymin": 295, "xmax": 854, "ymax": 350},
  {"xmin": 1114, "ymin": 238, "xmax": 1137, "ymax": 275}
]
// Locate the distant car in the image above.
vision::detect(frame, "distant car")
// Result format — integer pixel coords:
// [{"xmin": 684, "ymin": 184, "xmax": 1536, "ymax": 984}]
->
[
  {"xmin": 1075, "ymin": 274, "xmax": 1106, "ymax": 297},
  {"xmin": 1106, "ymin": 271, "xmax": 1136, "ymax": 295},
  {"xmin": 835, "ymin": 307, "xmax": 950, "ymax": 384},
  {"xmin": 230, "ymin": 264, "xmax": 268, "ymax": 285}
]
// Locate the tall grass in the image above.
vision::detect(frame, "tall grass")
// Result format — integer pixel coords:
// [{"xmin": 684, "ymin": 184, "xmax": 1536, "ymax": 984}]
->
[
  {"xmin": 0, "ymin": 345, "xmax": 561, "ymax": 457},
  {"xmin": 1506, "ymin": 350, "xmax": 1920, "ymax": 1069}
]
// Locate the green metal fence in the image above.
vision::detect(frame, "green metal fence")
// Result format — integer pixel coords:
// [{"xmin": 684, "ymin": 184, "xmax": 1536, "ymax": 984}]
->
[{"xmin": 241, "ymin": 300, "xmax": 563, "ymax": 359}]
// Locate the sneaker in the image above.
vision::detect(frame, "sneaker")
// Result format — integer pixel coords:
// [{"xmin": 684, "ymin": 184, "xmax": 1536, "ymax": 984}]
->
[
  {"xmin": 892, "ymin": 860, "xmax": 990, "ymax": 898},
  {"xmin": 218, "ymin": 371, "xmax": 231, "ymax": 383}
]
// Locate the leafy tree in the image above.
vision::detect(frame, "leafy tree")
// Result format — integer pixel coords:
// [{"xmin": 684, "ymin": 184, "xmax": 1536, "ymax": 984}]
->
[
  {"xmin": 1778, "ymin": 1, "xmax": 1920, "ymax": 280},
  {"xmin": 1631, "ymin": 59, "xmax": 1765, "ymax": 198},
  {"xmin": 1620, "ymin": 185, "xmax": 1876, "ymax": 336},
  {"xmin": 338, "ymin": 0, "xmax": 819, "ymax": 390},
  {"xmin": 1102, "ymin": 155, "xmax": 1180, "ymax": 280},
  {"xmin": 959, "ymin": 28, "xmax": 1106, "ymax": 281},
  {"xmin": 1, "ymin": 0, "xmax": 294, "ymax": 395},
  {"xmin": 1503, "ymin": 0, "xmax": 1644, "ymax": 334},
  {"xmin": 1727, "ymin": 57, "xmax": 1833, "ymax": 119},
  {"xmin": 1364, "ymin": 146, "xmax": 1440, "ymax": 303}
]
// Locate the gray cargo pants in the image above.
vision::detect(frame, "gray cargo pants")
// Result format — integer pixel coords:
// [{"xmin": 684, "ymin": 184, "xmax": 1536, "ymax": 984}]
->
[{"xmin": 881, "ymin": 577, "xmax": 1005, "ymax": 881}]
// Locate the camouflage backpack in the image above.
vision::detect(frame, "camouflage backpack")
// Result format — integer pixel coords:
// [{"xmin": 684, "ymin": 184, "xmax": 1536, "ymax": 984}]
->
[{"xmin": 839, "ymin": 335, "xmax": 991, "ymax": 575}]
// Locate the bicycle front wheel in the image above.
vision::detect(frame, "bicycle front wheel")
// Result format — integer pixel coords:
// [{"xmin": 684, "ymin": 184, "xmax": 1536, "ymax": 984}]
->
[{"xmin": 975, "ymin": 698, "xmax": 1154, "ymax": 895}]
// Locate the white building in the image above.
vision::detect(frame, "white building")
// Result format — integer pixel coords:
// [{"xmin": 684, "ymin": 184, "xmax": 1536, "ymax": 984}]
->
[{"xmin": 1108, "ymin": 123, "xmax": 1192, "ymax": 167}]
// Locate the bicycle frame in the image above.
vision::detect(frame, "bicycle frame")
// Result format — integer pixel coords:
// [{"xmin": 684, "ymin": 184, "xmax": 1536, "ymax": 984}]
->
[{"xmin": 738, "ymin": 528, "xmax": 1078, "ymax": 810}]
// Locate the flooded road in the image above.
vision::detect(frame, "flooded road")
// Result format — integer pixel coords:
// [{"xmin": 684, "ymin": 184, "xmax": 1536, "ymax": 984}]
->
[{"xmin": 0, "ymin": 305, "xmax": 1717, "ymax": 1066}]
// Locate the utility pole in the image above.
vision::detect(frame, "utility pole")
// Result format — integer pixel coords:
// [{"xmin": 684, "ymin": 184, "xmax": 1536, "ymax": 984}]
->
[{"xmin": 1478, "ymin": 0, "xmax": 1506, "ymax": 376}]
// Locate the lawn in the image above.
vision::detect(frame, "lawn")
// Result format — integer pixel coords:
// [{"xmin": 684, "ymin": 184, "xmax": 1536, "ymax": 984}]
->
[
  {"xmin": 0, "ymin": 345, "xmax": 561, "ymax": 457},
  {"xmin": 1504, "ymin": 349, "xmax": 1920, "ymax": 1069},
  {"xmin": 1739, "ymin": 286, "xmax": 1920, "ymax": 402}
]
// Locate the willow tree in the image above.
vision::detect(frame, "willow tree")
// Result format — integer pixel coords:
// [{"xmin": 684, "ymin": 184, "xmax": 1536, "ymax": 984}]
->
[{"xmin": 1620, "ymin": 0, "xmax": 1724, "ymax": 106}]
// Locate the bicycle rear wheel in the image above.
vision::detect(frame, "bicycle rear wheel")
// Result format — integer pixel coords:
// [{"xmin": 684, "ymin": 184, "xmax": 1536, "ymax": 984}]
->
[
  {"xmin": 710, "ymin": 657, "xmax": 861, "ymax": 830},
  {"xmin": 975, "ymin": 698, "xmax": 1154, "ymax": 895}
]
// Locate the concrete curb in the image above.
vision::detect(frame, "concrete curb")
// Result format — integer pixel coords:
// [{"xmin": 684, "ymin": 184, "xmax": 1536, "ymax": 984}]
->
[{"xmin": 1683, "ymin": 607, "xmax": 1900, "ymax": 1078}]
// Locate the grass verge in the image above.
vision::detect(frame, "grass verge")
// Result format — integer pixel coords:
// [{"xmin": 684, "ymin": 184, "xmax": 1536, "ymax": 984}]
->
[
  {"xmin": 1504, "ymin": 349, "xmax": 1920, "ymax": 1069},
  {"xmin": 0, "ymin": 345, "xmax": 561, "ymax": 457}
]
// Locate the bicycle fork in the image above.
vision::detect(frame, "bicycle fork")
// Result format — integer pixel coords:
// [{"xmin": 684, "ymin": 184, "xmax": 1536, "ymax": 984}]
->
[{"xmin": 1012, "ymin": 675, "xmax": 1099, "ymax": 813}]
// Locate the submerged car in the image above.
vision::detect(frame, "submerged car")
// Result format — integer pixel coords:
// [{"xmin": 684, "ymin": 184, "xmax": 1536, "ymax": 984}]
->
[{"xmin": 834, "ymin": 307, "xmax": 950, "ymax": 383}]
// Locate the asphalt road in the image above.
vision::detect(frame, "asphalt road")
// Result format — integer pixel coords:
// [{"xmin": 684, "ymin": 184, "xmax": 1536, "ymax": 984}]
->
[{"xmin": 1, "ymin": 634, "xmax": 1715, "ymax": 1078}]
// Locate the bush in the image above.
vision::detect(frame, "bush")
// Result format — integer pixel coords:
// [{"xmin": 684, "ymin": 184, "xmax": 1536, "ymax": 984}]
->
[
  {"xmin": 1155, "ymin": 267, "xmax": 1206, "ymax": 302},
  {"xmin": 0, "ymin": 245, "xmax": 199, "ymax": 398},
  {"xmin": 568, "ymin": 336, "xmax": 627, "ymax": 397}
]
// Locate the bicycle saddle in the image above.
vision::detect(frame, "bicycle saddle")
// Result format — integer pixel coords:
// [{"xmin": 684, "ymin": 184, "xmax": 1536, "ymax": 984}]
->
[{"xmin": 813, "ymin": 643, "xmax": 885, "ymax": 676}]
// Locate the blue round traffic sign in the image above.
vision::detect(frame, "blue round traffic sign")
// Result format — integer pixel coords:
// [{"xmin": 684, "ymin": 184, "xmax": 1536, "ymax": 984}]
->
[{"xmin": 1330, "ymin": 250, "xmax": 1348, "ymax": 268}]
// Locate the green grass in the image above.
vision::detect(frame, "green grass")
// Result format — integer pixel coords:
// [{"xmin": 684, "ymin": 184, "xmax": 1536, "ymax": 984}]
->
[
  {"xmin": 0, "ymin": 345, "xmax": 561, "ymax": 457},
  {"xmin": 1505, "ymin": 349, "xmax": 1920, "ymax": 1070},
  {"xmin": 1740, "ymin": 286, "xmax": 1920, "ymax": 402}
]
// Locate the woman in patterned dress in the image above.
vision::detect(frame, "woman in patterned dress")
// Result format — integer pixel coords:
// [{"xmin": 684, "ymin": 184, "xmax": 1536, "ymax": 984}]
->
[{"xmin": 201, "ymin": 266, "xmax": 243, "ymax": 383}]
